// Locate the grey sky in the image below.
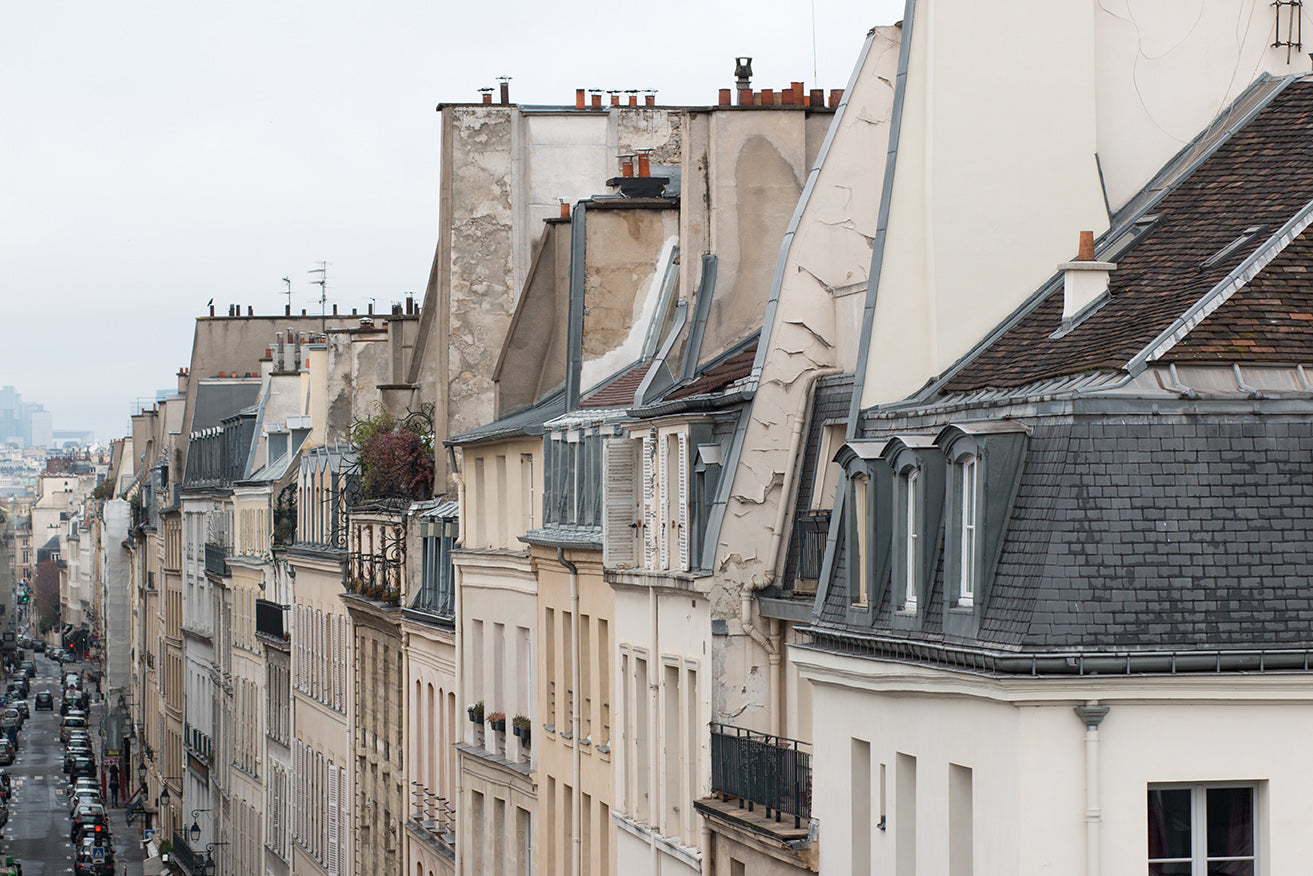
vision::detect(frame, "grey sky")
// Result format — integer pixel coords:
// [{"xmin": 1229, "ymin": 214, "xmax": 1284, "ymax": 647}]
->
[{"xmin": 1, "ymin": 1, "xmax": 903, "ymax": 444}]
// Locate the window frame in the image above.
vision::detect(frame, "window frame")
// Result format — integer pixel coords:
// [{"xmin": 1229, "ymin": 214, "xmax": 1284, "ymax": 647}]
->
[
  {"xmin": 1147, "ymin": 781, "xmax": 1258, "ymax": 876},
  {"xmin": 881, "ymin": 436, "xmax": 943, "ymax": 631}
]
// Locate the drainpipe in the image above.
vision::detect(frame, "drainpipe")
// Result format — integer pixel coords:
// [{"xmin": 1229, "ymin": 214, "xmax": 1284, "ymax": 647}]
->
[
  {"xmin": 650, "ymin": 580, "xmax": 661, "ymax": 873},
  {"xmin": 739, "ymin": 591, "xmax": 780, "ymax": 734},
  {"xmin": 557, "ymin": 548, "xmax": 582, "ymax": 876},
  {"xmin": 1074, "ymin": 701, "xmax": 1110, "ymax": 876}
]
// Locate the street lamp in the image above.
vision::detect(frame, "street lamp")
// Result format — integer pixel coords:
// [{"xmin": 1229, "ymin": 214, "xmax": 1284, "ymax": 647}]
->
[
  {"xmin": 189, "ymin": 808, "xmax": 212, "ymax": 845},
  {"xmin": 202, "ymin": 842, "xmax": 229, "ymax": 876}
]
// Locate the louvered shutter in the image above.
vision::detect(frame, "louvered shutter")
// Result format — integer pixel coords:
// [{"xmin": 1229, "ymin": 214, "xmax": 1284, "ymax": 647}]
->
[
  {"xmin": 332, "ymin": 615, "xmax": 341, "ymax": 711},
  {"xmin": 328, "ymin": 761, "xmax": 340, "ymax": 874},
  {"xmin": 642, "ymin": 431, "xmax": 657, "ymax": 567},
  {"xmin": 658, "ymin": 432, "xmax": 670, "ymax": 568},
  {"xmin": 603, "ymin": 438, "xmax": 638, "ymax": 568},
  {"xmin": 677, "ymin": 431, "xmax": 690, "ymax": 571}
]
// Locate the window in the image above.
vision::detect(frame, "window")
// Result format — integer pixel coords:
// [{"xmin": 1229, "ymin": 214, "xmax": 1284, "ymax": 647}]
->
[
  {"xmin": 958, "ymin": 456, "xmax": 977, "ymax": 607},
  {"xmin": 1148, "ymin": 784, "xmax": 1255, "ymax": 876},
  {"xmin": 900, "ymin": 467, "xmax": 919, "ymax": 613},
  {"xmin": 851, "ymin": 473, "xmax": 870, "ymax": 606}
]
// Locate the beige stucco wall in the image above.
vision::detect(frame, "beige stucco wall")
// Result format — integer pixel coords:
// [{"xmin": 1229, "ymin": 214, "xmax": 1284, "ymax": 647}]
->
[
  {"xmin": 799, "ymin": 648, "xmax": 1313, "ymax": 874},
  {"xmin": 1093, "ymin": 0, "xmax": 1313, "ymax": 212},
  {"xmin": 862, "ymin": 0, "xmax": 1108, "ymax": 408},
  {"xmin": 456, "ymin": 438, "xmax": 541, "ymax": 553},
  {"xmin": 533, "ymin": 547, "xmax": 616, "ymax": 876},
  {"xmin": 454, "ymin": 548, "xmax": 538, "ymax": 876}
]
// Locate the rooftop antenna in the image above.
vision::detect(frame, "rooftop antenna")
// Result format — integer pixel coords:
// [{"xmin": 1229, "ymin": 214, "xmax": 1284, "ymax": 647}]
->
[
  {"xmin": 308, "ymin": 261, "xmax": 328, "ymax": 333},
  {"xmin": 281, "ymin": 276, "xmax": 292, "ymax": 312}
]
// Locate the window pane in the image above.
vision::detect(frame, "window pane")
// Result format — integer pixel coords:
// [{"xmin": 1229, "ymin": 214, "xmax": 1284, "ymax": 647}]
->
[
  {"xmin": 1148, "ymin": 788, "xmax": 1192, "ymax": 859},
  {"xmin": 1206, "ymin": 787, "xmax": 1253, "ymax": 858},
  {"xmin": 1207, "ymin": 863, "xmax": 1254, "ymax": 876},
  {"xmin": 1148, "ymin": 864, "xmax": 1192, "ymax": 876}
]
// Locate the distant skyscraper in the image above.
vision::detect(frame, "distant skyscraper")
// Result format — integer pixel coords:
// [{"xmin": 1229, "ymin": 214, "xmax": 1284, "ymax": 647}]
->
[{"xmin": 0, "ymin": 386, "xmax": 52, "ymax": 447}]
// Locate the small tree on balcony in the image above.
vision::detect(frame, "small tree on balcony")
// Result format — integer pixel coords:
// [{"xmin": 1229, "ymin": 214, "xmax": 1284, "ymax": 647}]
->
[{"xmin": 351, "ymin": 405, "xmax": 435, "ymax": 501}]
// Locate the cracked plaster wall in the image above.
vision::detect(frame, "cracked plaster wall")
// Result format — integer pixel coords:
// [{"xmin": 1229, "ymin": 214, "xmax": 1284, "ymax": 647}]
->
[{"xmin": 705, "ymin": 28, "xmax": 903, "ymax": 732}]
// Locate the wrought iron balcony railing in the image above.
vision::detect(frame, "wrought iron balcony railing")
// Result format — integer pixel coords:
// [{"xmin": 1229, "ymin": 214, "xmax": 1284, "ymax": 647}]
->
[
  {"xmin": 256, "ymin": 599, "xmax": 288, "ymax": 640},
  {"xmin": 345, "ymin": 551, "xmax": 402, "ymax": 605},
  {"xmin": 204, "ymin": 541, "xmax": 230, "ymax": 578},
  {"xmin": 710, "ymin": 722, "xmax": 813, "ymax": 828}
]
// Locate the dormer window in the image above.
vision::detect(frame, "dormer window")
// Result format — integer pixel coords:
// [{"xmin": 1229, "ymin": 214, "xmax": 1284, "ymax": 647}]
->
[
  {"xmin": 899, "ymin": 466, "xmax": 920, "ymax": 613},
  {"xmin": 881, "ymin": 436, "xmax": 944, "ymax": 630},
  {"xmin": 936, "ymin": 421, "xmax": 1029, "ymax": 638},
  {"xmin": 958, "ymin": 455, "xmax": 977, "ymax": 607},
  {"xmin": 852, "ymin": 472, "xmax": 870, "ymax": 607},
  {"xmin": 604, "ymin": 422, "xmax": 715, "ymax": 573}
]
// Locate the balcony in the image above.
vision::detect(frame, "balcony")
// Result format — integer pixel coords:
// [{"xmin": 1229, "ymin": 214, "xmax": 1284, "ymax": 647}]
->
[
  {"xmin": 256, "ymin": 599, "xmax": 288, "ymax": 641},
  {"xmin": 709, "ymin": 723, "xmax": 812, "ymax": 828},
  {"xmin": 345, "ymin": 551, "xmax": 401, "ymax": 606},
  {"xmin": 204, "ymin": 542, "xmax": 230, "ymax": 578},
  {"xmin": 409, "ymin": 785, "xmax": 456, "ymax": 861},
  {"xmin": 794, "ymin": 510, "xmax": 831, "ymax": 585},
  {"xmin": 172, "ymin": 830, "xmax": 201, "ymax": 873}
]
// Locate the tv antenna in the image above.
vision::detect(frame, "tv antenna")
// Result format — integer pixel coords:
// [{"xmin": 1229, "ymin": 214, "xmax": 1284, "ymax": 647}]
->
[
  {"xmin": 308, "ymin": 261, "xmax": 328, "ymax": 333},
  {"xmin": 281, "ymin": 276, "xmax": 292, "ymax": 312}
]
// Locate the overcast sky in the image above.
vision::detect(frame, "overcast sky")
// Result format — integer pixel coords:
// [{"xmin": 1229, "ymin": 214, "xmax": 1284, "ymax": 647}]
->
[{"xmin": 0, "ymin": 1, "xmax": 904, "ymax": 444}]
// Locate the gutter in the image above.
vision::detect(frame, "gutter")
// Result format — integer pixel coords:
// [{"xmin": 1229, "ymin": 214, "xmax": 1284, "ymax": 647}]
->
[{"xmin": 796, "ymin": 628, "xmax": 1313, "ymax": 676}]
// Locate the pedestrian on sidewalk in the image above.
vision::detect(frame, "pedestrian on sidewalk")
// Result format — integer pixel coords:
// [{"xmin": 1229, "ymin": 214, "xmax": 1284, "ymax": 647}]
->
[{"xmin": 108, "ymin": 774, "xmax": 120, "ymax": 808}]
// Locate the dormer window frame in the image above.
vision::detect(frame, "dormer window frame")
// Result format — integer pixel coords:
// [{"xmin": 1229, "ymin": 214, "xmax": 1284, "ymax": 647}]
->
[
  {"xmin": 832, "ymin": 441, "xmax": 890, "ymax": 627},
  {"xmin": 882, "ymin": 437, "xmax": 945, "ymax": 633},
  {"xmin": 936, "ymin": 421, "xmax": 1030, "ymax": 640},
  {"xmin": 957, "ymin": 454, "xmax": 978, "ymax": 608}
]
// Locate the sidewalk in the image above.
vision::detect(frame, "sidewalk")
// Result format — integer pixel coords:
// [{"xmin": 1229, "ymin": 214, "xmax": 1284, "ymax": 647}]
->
[{"xmin": 74, "ymin": 661, "xmax": 150, "ymax": 875}]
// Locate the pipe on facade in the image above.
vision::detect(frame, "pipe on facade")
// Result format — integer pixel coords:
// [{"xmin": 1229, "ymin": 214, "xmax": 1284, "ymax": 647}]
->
[
  {"xmin": 1075, "ymin": 701, "xmax": 1110, "ymax": 876},
  {"xmin": 739, "ymin": 591, "xmax": 779, "ymax": 731},
  {"xmin": 556, "ymin": 547, "xmax": 582, "ymax": 876}
]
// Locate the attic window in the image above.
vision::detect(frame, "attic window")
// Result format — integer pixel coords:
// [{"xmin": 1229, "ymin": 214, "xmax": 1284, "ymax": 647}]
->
[
  {"xmin": 1102, "ymin": 214, "xmax": 1159, "ymax": 263},
  {"xmin": 1201, "ymin": 226, "xmax": 1264, "ymax": 271}
]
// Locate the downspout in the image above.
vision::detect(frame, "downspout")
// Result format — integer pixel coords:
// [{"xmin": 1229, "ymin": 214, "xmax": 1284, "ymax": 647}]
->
[
  {"xmin": 556, "ymin": 547, "xmax": 582, "ymax": 876},
  {"xmin": 650, "ymin": 578, "xmax": 661, "ymax": 874},
  {"xmin": 452, "ymin": 446, "xmax": 466, "ymax": 875},
  {"xmin": 739, "ymin": 591, "xmax": 780, "ymax": 735},
  {"xmin": 1074, "ymin": 702, "xmax": 1110, "ymax": 876}
]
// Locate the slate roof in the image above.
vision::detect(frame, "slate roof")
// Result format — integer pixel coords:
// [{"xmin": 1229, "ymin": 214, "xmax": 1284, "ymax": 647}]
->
[
  {"xmin": 944, "ymin": 76, "xmax": 1313, "ymax": 393},
  {"xmin": 579, "ymin": 361, "xmax": 652, "ymax": 408},
  {"xmin": 816, "ymin": 412, "xmax": 1313, "ymax": 654},
  {"xmin": 665, "ymin": 339, "xmax": 758, "ymax": 401},
  {"xmin": 446, "ymin": 390, "xmax": 566, "ymax": 446}
]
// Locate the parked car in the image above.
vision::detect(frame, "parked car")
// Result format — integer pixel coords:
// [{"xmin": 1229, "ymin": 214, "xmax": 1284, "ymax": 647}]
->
[
  {"xmin": 12, "ymin": 700, "xmax": 27, "ymax": 720},
  {"xmin": 60, "ymin": 715, "xmax": 87, "ymax": 742},
  {"xmin": 69, "ymin": 787, "xmax": 100, "ymax": 817},
  {"xmin": 68, "ymin": 755, "xmax": 97, "ymax": 779},
  {"xmin": 70, "ymin": 803, "xmax": 107, "ymax": 842},
  {"xmin": 34, "ymin": 691, "xmax": 52, "ymax": 711},
  {"xmin": 74, "ymin": 836, "xmax": 115, "ymax": 876},
  {"xmin": 0, "ymin": 741, "xmax": 15, "ymax": 767},
  {"xmin": 3, "ymin": 709, "xmax": 23, "ymax": 730}
]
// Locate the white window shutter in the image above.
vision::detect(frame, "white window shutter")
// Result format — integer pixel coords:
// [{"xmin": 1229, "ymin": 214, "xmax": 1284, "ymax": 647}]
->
[
  {"xmin": 332, "ymin": 616, "xmax": 341, "ymax": 711},
  {"xmin": 603, "ymin": 438, "xmax": 638, "ymax": 568},
  {"xmin": 642, "ymin": 431, "xmax": 657, "ymax": 568},
  {"xmin": 677, "ymin": 431, "xmax": 690, "ymax": 571},
  {"xmin": 328, "ymin": 761, "xmax": 340, "ymax": 874},
  {"xmin": 658, "ymin": 432, "xmax": 670, "ymax": 569}
]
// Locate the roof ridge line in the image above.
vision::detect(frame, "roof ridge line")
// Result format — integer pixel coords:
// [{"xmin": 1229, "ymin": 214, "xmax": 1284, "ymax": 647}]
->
[{"xmin": 1128, "ymin": 196, "xmax": 1313, "ymax": 374}]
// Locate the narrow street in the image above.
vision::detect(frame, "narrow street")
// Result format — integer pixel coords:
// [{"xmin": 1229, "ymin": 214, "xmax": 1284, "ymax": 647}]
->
[{"xmin": 1, "ymin": 652, "xmax": 145, "ymax": 874}]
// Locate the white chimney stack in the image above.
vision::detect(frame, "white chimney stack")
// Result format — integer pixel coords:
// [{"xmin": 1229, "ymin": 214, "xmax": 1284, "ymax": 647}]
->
[{"xmin": 1058, "ymin": 230, "xmax": 1115, "ymax": 329}]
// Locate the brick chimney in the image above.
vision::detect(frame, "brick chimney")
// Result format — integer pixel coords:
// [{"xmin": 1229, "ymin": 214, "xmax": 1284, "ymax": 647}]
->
[{"xmin": 1058, "ymin": 230, "xmax": 1115, "ymax": 329}]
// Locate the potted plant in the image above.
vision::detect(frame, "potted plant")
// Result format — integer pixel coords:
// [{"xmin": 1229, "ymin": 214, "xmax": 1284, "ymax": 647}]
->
[
  {"xmin": 467, "ymin": 702, "xmax": 484, "ymax": 724},
  {"xmin": 486, "ymin": 711, "xmax": 506, "ymax": 733},
  {"xmin": 512, "ymin": 715, "xmax": 531, "ymax": 742}
]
